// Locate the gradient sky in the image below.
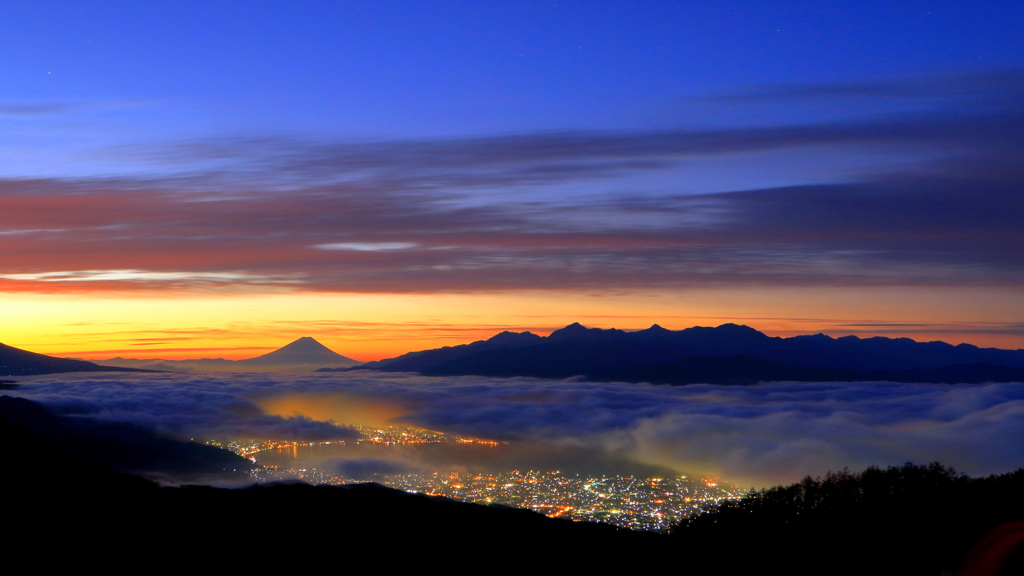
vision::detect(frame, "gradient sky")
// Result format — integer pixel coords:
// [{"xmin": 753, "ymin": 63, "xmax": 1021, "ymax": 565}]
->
[{"xmin": 2, "ymin": 1, "xmax": 1023, "ymax": 359}]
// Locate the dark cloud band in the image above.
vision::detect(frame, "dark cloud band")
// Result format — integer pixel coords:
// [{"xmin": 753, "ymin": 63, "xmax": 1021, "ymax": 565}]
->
[{"xmin": 1, "ymin": 71, "xmax": 1022, "ymax": 292}]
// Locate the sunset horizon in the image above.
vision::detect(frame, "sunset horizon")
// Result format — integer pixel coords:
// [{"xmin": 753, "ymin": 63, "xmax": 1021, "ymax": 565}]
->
[
  {"xmin": 6, "ymin": 286, "xmax": 1023, "ymax": 362},
  {"xmin": 3, "ymin": 3, "xmax": 1023, "ymax": 568}
]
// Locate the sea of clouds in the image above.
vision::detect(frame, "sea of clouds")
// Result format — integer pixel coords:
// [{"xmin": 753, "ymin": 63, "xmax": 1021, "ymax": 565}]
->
[{"xmin": 8, "ymin": 371, "xmax": 1024, "ymax": 487}]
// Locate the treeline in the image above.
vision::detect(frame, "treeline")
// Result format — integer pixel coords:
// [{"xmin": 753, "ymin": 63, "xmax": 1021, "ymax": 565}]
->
[{"xmin": 674, "ymin": 462, "xmax": 1024, "ymax": 575}]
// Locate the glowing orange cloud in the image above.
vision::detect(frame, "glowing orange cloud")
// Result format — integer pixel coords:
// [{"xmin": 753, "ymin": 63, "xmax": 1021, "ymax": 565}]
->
[{"xmin": 257, "ymin": 392, "xmax": 411, "ymax": 428}]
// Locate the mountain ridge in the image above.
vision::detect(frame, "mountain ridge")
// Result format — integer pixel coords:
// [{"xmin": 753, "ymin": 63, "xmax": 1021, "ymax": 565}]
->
[
  {"xmin": 324, "ymin": 323, "xmax": 1024, "ymax": 384},
  {"xmin": 0, "ymin": 342, "xmax": 156, "ymax": 376}
]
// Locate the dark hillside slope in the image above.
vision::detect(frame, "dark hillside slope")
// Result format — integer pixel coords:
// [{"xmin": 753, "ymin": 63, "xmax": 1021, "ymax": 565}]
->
[
  {"xmin": 0, "ymin": 395, "xmax": 252, "ymax": 480},
  {"xmin": 1, "ymin": 396, "xmax": 660, "ymax": 564},
  {"xmin": 0, "ymin": 341, "xmax": 153, "ymax": 376}
]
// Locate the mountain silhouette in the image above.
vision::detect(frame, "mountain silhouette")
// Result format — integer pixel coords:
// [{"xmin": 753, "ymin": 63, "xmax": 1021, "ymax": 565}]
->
[
  {"xmin": 98, "ymin": 336, "xmax": 362, "ymax": 372},
  {"xmin": 328, "ymin": 323, "xmax": 1024, "ymax": 385},
  {"xmin": 0, "ymin": 342, "xmax": 153, "ymax": 376},
  {"xmin": 236, "ymin": 336, "xmax": 360, "ymax": 367},
  {"xmin": 328, "ymin": 330, "xmax": 543, "ymax": 373}
]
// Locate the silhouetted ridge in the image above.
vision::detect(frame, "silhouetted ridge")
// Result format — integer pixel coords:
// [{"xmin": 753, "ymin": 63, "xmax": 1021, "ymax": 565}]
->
[
  {"xmin": 636, "ymin": 323, "xmax": 672, "ymax": 337},
  {"xmin": 880, "ymin": 363, "xmax": 1024, "ymax": 384},
  {"xmin": 548, "ymin": 322, "xmax": 627, "ymax": 340},
  {"xmin": 600, "ymin": 356, "xmax": 861, "ymax": 385},
  {"xmin": 325, "ymin": 330, "xmax": 543, "ymax": 373},
  {"xmin": 0, "ymin": 395, "xmax": 252, "ymax": 480},
  {"xmin": 352, "ymin": 322, "xmax": 1024, "ymax": 384},
  {"xmin": 0, "ymin": 342, "xmax": 154, "ymax": 376},
  {"xmin": 487, "ymin": 330, "xmax": 543, "ymax": 344}
]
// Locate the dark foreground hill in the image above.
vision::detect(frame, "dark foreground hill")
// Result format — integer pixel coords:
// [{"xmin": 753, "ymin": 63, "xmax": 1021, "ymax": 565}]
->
[
  {"xmin": 2, "ymin": 396, "xmax": 1021, "ymax": 572},
  {"xmin": 677, "ymin": 462, "xmax": 1024, "ymax": 575},
  {"xmin": 0, "ymin": 341, "xmax": 155, "ymax": 376},
  {"xmin": 0, "ymin": 395, "xmax": 253, "ymax": 481},
  {"xmin": 327, "ymin": 323, "xmax": 1024, "ymax": 384},
  {"xmin": 0, "ymin": 396, "xmax": 656, "ymax": 567}
]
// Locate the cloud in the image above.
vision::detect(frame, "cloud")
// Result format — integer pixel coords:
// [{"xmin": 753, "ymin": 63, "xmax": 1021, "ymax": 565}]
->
[
  {"xmin": 1, "ymin": 71, "xmax": 1022, "ymax": 292},
  {"xmin": 313, "ymin": 242, "xmax": 418, "ymax": 252},
  {"xmin": 12, "ymin": 373, "xmax": 359, "ymax": 442},
  {"xmin": 0, "ymin": 269, "xmax": 302, "ymax": 284},
  {"xmin": 698, "ymin": 70, "xmax": 1024, "ymax": 106},
  {"xmin": 10, "ymin": 371, "xmax": 1024, "ymax": 487},
  {"xmin": 0, "ymin": 101, "xmax": 83, "ymax": 117}
]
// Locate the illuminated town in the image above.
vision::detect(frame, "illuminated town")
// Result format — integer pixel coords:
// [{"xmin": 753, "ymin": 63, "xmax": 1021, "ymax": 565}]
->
[
  {"xmin": 208, "ymin": 424, "xmax": 494, "ymax": 459},
  {"xmin": 211, "ymin": 426, "xmax": 743, "ymax": 531},
  {"xmin": 380, "ymin": 470, "xmax": 739, "ymax": 531}
]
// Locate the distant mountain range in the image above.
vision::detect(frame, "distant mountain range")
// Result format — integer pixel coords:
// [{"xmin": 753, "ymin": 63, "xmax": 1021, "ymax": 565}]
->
[
  {"xmin": 9, "ymin": 325, "xmax": 1024, "ymax": 382},
  {"xmin": 0, "ymin": 342, "xmax": 153, "ymax": 377},
  {"xmin": 97, "ymin": 336, "xmax": 362, "ymax": 373},
  {"xmin": 323, "ymin": 322, "xmax": 1024, "ymax": 384}
]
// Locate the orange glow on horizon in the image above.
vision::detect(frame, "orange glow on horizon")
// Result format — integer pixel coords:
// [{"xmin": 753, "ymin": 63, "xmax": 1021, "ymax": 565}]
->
[{"xmin": 1, "ymin": 286, "xmax": 1022, "ymax": 362}]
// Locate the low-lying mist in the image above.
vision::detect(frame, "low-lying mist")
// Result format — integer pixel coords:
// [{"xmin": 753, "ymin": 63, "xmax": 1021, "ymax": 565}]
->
[{"xmin": 10, "ymin": 371, "xmax": 1024, "ymax": 487}]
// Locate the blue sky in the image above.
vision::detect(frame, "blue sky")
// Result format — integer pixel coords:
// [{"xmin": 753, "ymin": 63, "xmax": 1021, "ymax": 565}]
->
[
  {"xmin": 6, "ymin": 2, "xmax": 1023, "ymax": 144},
  {"xmin": 5, "ymin": 4, "xmax": 1024, "ymax": 487},
  {"xmin": 2, "ymin": 2, "xmax": 1023, "ymax": 355}
]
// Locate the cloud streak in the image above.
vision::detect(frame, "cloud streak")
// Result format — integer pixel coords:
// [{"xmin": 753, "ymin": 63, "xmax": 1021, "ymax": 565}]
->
[
  {"xmin": 313, "ymin": 242, "xmax": 419, "ymax": 252},
  {"xmin": 1, "ymin": 71, "xmax": 1022, "ymax": 293}
]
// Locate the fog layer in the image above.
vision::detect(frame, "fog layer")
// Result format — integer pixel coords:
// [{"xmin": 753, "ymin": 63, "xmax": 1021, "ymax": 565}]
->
[{"xmin": 11, "ymin": 371, "xmax": 1023, "ymax": 487}]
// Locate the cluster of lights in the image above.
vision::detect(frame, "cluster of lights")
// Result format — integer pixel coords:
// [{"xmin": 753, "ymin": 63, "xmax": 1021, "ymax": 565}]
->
[
  {"xmin": 224, "ymin": 426, "xmax": 742, "ymax": 531},
  {"xmin": 373, "ymin": 470, "xmax": 740, "ymax": 531},
  {"xmin": 207, "ymin": 438, "xmax": 348, "ymax": 461}
]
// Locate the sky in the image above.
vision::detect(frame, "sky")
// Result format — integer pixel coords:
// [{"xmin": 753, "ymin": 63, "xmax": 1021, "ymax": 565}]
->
[{"xmin": 2, "ymin": 1, "xmax": 1023, "ymax": 360}]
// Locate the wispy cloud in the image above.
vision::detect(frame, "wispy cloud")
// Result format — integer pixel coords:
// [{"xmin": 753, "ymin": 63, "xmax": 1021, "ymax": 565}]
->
[
  {"xmin": 0, "ymin": 269, "xmax": 303, "ymax": 284},
  {"xmin": 2, "ymin": 71, "xmax": 1022, "ymax": 293},
  {"xmin": 0, "ymin": 101, "xmax": 83, "ymax": 117},
  {"xmin": 313, "ymin": 242, "xmax": 418, "ymax": 252},
  {"xmin": 707, "ymin": 70, "xmax": 1024, "ymax": 106}
]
